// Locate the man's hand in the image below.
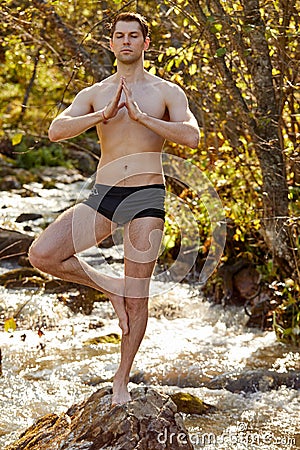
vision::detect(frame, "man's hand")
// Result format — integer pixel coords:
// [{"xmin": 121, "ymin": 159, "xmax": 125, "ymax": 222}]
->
[
  {"xmin": 103, "ymin": 77, "xmax": 125, "ymax": 120},
  {"xmin": 122, "ymin": 78, "xmax": 144, "ymax": 122}
]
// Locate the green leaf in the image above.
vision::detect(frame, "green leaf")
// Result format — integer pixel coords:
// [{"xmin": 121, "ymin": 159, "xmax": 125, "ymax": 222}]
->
[
  {"xmin": 216, "ymin": 47, "xmax": 227, "ymax": 57},
  {"xmin": 12, "ymin": 133, "xmax": 23, "ymax": 146},
  {"xmin": 189, "ymin": 63, "xmax": 197, "ymax": 75},
  {"xmin": 4, "ymin": 317, "xmax": 17, "ymax": 332}
]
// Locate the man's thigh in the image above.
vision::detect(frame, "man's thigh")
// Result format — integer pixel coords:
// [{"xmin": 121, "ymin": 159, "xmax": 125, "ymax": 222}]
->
[
  {"xmin": 32, "ymin": 203, "xmax": 116, "ymax": 260},
  {"xmin": 124, "ymin": 217, "xmax": 164, "ymax": 297}
]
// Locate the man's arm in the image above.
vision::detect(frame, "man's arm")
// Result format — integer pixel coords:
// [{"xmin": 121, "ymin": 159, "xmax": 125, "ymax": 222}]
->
[
  {"xmin": 48, "ymin": 80, "xmax": 124, "ymax": 142},
  {"xmin": 122, "ymin": 80, "xmax": 200, "ymax": 149}
]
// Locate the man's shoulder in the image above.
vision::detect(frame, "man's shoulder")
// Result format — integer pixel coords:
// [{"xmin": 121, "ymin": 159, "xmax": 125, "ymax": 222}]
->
[
  {"xmin": 88, "ymin": 75, "xmax": 116, "ymax": 91},
  {"xmin": 146, "ymin": 72, "xmax": 185, "ymax": 95}
]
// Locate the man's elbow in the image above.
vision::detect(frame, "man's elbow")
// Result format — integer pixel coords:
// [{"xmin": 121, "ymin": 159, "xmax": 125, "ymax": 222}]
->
[
  {"xmin": 48, "ymin": 125, "xmax": 62, "ymax": 142},
  {"xmin": 188, "ymin": 130, "xmax": 200, "ymax": 149}
]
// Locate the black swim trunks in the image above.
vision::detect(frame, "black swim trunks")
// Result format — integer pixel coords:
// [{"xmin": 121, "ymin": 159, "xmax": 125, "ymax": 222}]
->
[{"xmin": 83, "ymin": 183, "xmax": 165, "ymax": 225}]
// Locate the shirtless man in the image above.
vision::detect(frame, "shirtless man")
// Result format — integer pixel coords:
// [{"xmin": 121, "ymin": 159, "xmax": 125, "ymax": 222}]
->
[{"xmin": 28, "ymin": 12, "xmax": 199, "ymax": 406}]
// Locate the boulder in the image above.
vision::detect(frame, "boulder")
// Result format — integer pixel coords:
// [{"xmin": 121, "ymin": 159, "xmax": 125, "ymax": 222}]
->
[
  {"xmin": 5, "ymin": 386, "xmax": 194, "ymax": 450},
  {"xmin": 15, "ymin": 213, "xmax": 43, "ymax": 223},
  {"xmin": 206, "ymin": 369, "xmax": 300, "ymax": 393},
  {"xmin": 0, "ymin": 228, "xmax": 34, "ymax": 259}
]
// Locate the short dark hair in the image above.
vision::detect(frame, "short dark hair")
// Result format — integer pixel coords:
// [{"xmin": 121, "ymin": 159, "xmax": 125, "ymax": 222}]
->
[{"xmin": 110, "ymin": 12, "xmax": 149, "ymax": 41}]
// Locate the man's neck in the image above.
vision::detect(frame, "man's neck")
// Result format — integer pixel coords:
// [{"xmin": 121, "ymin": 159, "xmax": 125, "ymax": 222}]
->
[{"xmin": 116, "ymin": 61, "xmax": 146, "ymax": 83}]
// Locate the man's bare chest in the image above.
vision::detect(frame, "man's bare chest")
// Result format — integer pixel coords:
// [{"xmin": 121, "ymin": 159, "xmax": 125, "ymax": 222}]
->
[{"xmin": 93, "ymin": 85, "xmax": 167, "ymax": 119}]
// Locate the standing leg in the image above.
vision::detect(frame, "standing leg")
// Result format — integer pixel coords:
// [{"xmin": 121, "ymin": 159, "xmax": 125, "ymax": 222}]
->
[
  {"xmin": 28, "ymin": 203, "xmax": 129, "ymax": 334},
  {"xmin": 112, "ymin": 217, "xmax": 164, "ymax": 405}
]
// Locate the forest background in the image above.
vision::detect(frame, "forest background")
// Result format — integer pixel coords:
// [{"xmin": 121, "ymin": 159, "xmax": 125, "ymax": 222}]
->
[{"xmin": 1, "ymin": 0, "xmax": 299, "ymax": 342}]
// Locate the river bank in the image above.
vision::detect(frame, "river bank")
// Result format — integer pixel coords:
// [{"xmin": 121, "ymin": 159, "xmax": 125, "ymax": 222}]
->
[{"xmin": 0, "ymin": 170, "xmax": 299, "ymax": 449}]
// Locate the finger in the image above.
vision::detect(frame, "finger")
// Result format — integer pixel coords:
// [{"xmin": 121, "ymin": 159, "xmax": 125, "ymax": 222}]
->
[
  {"xmin": 115, "ymin": 82, "xmax": 123, "ymax": 102},
  {"xmin": 122, "ymin": 80, "xmax": 130, "ymax": 95}
]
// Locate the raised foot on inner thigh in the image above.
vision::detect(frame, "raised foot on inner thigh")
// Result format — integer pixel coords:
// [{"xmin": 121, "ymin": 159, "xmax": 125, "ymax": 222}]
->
[{"xmin": 108, "ymin": 294, "xmax": 129, "ymax": 335}]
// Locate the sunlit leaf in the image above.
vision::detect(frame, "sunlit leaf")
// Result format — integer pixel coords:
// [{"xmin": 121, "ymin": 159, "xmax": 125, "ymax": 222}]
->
[
  {"xmin": 189, "ymin": 63, "xmax": 197, "ymax": 75},
  {"xmin": 12, "ymin": 133, "xmax": 23, "ymax": 146},
  {"xmin": 4, "ymin": 317, "xmax": 17, "ymax": 332},
  {"xmin": 149, "ymin": 66, "xmax": 156, "ymax": 75}
]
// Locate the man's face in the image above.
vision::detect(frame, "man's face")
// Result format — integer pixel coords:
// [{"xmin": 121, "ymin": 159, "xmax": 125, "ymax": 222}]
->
[{"xmin": 110, "ymin": 20, "xmax": 150, "ymax": 64}]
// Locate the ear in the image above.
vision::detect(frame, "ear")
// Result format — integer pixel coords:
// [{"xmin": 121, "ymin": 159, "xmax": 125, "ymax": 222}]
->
[
  {"xmin": 144, "ymin": 37, "xmax": 150, "ymax": 51},
  {"xmin": 110, "ymin": 39, "xmax": 114, "ymax": 52}
]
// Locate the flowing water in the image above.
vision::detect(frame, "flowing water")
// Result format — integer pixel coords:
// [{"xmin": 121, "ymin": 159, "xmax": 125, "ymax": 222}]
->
[{"xmin": 0, "ymin": 176, "xmax": 299, "ymax": 449}]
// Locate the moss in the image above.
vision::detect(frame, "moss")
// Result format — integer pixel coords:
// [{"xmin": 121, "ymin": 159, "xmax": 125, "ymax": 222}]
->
[
  {"xmin": 84, "ymin": 333, "xmax": 121, "ymax": 345},
  {"xmin": 170, "ymin": 392, "xmax": 215, "ymax": 415}
]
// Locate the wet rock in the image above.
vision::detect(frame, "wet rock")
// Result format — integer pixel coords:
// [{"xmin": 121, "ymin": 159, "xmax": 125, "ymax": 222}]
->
[
  {"xmin": 0, "ymin": 228, "xmax": 34, "ymax": 259},
  {"xmin": 0, "ymin": 268, "xmax": 108, "ymax": 314},
  {"xmin": 0, "ymin": 175, "xmax": 21, "ymax": 190},
  {"xmin": 38, "ymin": 166, "xmax": 84, "ymax": 184},
  {"xmin": 0, "ymin": 268, "xmax": 47, "ymax": 287},
  {"xmin": 170, "ymin": 392, "xmax": 215, "ymax": 415},
  {"xmin": 0, "ymin": 157, "xmax": 37, "ymax": 186},
  {"xmin": 48, "ymin": 281, "xmax": 108, "ymax": 315},
  {"xmin": 88, "ymin": 320, "xmax": 106, "ymax": 329},
  {"xmin": 6, "ymin": 386, "xmax": 194, "ymax": 450},
  {"xmin": 245, "ymin": 290, "xmax": 281, "ymax": 330},
  {"xmin": 217, "ymin": 259, "xmax": 261, "ymax": 305},
  {"xmin": 99, "ymin": 234, "xmax": 115, "ymax": 248},
  {"xmin": 206, "ymin": 369, "xmax": 300, "ymax": 393},
  {"xmin": 15, "ymin": 213, "xmax": 43, "ymax": 223}
]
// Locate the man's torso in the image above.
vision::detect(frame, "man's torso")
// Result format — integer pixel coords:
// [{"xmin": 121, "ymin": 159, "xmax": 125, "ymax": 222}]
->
[{"xmin": 91, "ymin": 73, "xmax": 169, "ymax": 186}]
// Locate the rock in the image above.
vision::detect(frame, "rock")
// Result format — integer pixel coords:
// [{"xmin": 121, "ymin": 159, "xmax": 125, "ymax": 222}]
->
[
  {"xmin": 245, "ymin": 290, "xmax": 281, "ymax": 330},
  {"xmin": 217, "ymin": 258, "xmax": 261, "ymax": 305},
  {"xmin": 0, "ymin": 228, "xmax": 34, "ymax": 259},
  {"xmin": 0, "ymin": 175, "xmax": 21, "ymax": 190},
  {"xmin": 0, "ymin": 267, "xmax": 47, "ymax": 287},
  {"xmin": 206, "ymin": 369, "xmax": 300, "ymax": 393},
  {"xmin": 48, "ymin": 281, "xmax": 108, "ymax": 315},
  {"xmin": 38, "ymin": 166, "xmax": 84, "ymax": 184},
  {"xmin": 65, "ymin": 149, "xmax": 97, "ymax": 176},
  {"xmin": 15, "ymin": 213, "xmax": 43, "ymax": 223},
  {"xmin": 0, "ymin": 157, "xmax": 37, "ymax": 187},
  {"xmin": 5, "ymin": 386, "xmax": 194, "ymax": 450},
  {"xmin": 170, "ymin": 392, "xmax": 215, "ymax": 415}
]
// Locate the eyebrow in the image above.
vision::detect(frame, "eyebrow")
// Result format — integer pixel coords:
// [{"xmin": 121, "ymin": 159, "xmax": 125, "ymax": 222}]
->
[{"xmin": 115, "ymin": 30, "xmax": 141, "ymax": 35}]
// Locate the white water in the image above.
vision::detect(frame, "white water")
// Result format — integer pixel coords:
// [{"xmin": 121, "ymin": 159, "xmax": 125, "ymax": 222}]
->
[{"xmin": 0, "ymin": 179, "xmax": 299, "ymax": 449}]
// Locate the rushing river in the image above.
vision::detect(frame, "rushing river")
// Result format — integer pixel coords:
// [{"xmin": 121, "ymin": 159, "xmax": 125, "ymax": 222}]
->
[{"xmin": 0, "ymin": 175, "xmax": 299, "ymax": 449}]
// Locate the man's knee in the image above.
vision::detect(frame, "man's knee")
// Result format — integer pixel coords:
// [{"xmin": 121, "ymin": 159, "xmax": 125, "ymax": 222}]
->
[
  {"xmin": 28, "ymin": 240, "xmax": 57, "ymax": 272},
  {"xmin": 125, "ymin": 297, "xmax": 148, "ymax": 317}
]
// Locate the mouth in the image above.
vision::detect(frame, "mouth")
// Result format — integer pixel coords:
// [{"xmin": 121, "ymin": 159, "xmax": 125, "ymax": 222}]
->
[{"xmin": 121, "ymin": 49, "xmax": 132, "ymax": 53}]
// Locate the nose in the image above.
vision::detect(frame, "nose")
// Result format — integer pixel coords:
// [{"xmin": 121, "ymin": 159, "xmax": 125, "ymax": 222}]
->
[{"xmin": 123, "ymin": 34, "xmax": 130, "ymax": 44}]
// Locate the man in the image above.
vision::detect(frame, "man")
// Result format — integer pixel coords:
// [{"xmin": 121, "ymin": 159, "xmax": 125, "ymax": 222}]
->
[{"xmin": 29, "ymin": 12, "xmax": 199, "ymax": 406}]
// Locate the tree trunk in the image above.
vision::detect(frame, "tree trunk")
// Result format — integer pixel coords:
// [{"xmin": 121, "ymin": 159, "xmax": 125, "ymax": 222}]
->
[
  {"xmin": 242, "ymin": 0, "xmax": 296, "ymax": 275},
  {"xmin": 188, "ymin": 0, "xmax": 297, "ymax": 276}
]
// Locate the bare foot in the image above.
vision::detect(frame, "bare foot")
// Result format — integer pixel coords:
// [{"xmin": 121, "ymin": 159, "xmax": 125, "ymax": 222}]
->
[
  {"xmin": 109, "ymin": 294, "xmax": 129, "ymax": 335},
  {"xmin": 112, "ymin": 377, "xmax": 131, "ymax": 406}
]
